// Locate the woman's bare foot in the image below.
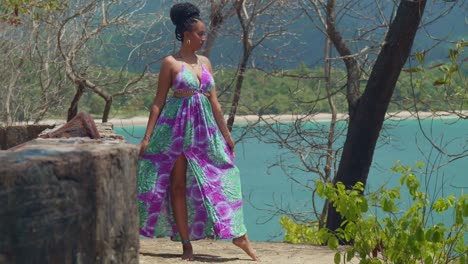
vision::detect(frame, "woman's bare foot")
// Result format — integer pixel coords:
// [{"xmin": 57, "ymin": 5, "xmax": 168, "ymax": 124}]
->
[
  {"xmin": 232, "ymin": 234, "xmax": 259, "ymax": 261},
  {"xmin": 181, "ymin": 242, "xmax": 194, "ymax": 261}
]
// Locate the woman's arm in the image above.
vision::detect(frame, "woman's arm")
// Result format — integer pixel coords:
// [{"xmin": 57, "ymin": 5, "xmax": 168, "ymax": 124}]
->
[
  {"xmin": 139, "ymin": 57, "xmax": 173, "ymax": 156},
  {"xmin": 201, "ymin": 56, "xmax": 235, "ymax": 155},
  {"xmin": 209, "ymin": 86, "xmax": 235, "ymax": 150}
]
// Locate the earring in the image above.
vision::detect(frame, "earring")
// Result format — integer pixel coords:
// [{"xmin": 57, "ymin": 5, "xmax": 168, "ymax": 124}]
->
[{"xmin": 186, "ymin": 39, "xmax": 191, "ymax": 46}]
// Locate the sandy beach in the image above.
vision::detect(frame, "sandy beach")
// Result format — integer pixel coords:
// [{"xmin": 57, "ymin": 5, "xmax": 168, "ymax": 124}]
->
[
  {"xmin": 76, "ymin": 111, "xmax": 465, "ymax": 127},
  {"xmin": 139, "ymin": 238, "xmax": 357, "ymax": 264},
  {"xmin": 26, "ymin": 111, "xmax": 465, "ymax": 128}
]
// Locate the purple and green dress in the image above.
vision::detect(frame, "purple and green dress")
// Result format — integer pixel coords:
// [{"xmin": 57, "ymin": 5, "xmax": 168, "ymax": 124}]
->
[{"xmin": 138, "ymin": 62, "xmax": 247, "ymax": 241}]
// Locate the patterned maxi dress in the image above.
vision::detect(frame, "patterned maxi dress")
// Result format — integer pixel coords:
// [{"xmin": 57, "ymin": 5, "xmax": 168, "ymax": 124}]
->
[{"xmin": 138, "ymin": 62, "xmax": 247, "ymax": 241}]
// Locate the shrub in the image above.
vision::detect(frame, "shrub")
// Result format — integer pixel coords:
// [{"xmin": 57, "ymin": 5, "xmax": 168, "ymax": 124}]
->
[{"xmin": 280, "ymin": 161, "xmax": 467, "ymax": 264}]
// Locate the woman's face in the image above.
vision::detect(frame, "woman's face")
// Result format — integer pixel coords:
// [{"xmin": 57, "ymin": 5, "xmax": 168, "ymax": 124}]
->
[{"xmin": 185, "ymin": 20, "xmax": 206, "ymax": 51}]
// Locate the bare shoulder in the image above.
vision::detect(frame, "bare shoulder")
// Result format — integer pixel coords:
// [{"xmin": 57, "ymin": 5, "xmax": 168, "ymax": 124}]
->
[
  {"xmin": 162, "ymin": 54, "xmax": 179, "ymax": 67},
  {"xmin": 160, "ymin": 54, "xmax": 180, "ymax": 73},
  {"xmin": 197, "ymin": 55, "xmax": 213, "ymax": 70}
]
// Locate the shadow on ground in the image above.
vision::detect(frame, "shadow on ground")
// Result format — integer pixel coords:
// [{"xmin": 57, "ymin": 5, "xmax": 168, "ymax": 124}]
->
[{"xmin": 140, "ymin": 251, "xmax": 241, "ymax": 262}]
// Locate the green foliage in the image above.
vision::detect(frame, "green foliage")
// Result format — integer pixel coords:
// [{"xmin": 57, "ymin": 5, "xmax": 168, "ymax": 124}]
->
[
  {"xmin": 101, "ymin": 55, "xmax": 465, "ymax": 118},
  {"xmin": 19, "ymin": 58, "xmax": 466, "ymax": 121},
  {"xmin": 77, "ymin": 66, "xmax": 155, "ymax": 119},
  {"xmin": 280, "ymin": 216, "xmax": 323, "ymax": 244},
  {"xmin": 4, "ymin": 43, "xmax": 466, "ymax": 121},
  {"xmin": 213, "ymin": 67, "xmax": 348, "ymax": 115},
  {"xmin": 280, "ymin": 161, "xmax": 468, "ymax": 263},
  {"xmin": 398, "ymin": 41, "xmax": 467, "ymax": 112}
]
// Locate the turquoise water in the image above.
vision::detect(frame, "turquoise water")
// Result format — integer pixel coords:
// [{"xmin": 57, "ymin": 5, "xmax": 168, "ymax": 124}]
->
[{"xmin": 115, "ymin": 118, "xmax": 468, "ymax": 242}]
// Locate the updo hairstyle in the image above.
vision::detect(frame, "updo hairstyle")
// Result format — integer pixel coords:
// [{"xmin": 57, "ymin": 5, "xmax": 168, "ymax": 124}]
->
[{"xmin": 170, "ymin": 3, "xmax": 201, "ymax": 41}]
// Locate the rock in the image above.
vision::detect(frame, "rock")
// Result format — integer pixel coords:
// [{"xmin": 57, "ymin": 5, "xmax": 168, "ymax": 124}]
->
[
  {"xmin": 96, "ymin": 122, "xmax": 126, "ymax": 141},
  {"xmin": 0, "ymin": 138, "xmax": 140, "ymax": 264},
  {"xmin": 0, "ymin": 124, "xmax": 55, "ymax": 150}
]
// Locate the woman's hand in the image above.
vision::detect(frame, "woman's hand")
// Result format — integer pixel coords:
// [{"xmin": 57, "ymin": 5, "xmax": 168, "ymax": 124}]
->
[
  {"xmin": 227, "ymin": 138, "xmax": 235, "ymax": 158},
  {"xmin": 139, "ymin": 139, "xmax": 149, "ymax": 157}
]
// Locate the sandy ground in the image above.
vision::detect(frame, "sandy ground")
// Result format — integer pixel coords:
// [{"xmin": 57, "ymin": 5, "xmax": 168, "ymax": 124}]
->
[{"xmin": 139, "ymin": 238, "xmax": 356, "ymax": 264}]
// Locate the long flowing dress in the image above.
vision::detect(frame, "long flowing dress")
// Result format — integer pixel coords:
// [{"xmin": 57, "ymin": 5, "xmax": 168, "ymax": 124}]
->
[{"xmin": 137, "ymin": 62, "xmax": 247, "ymax": 241}]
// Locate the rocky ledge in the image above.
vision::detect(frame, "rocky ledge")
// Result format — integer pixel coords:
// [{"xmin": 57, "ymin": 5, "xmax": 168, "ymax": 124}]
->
[{"xmin": 0, "ymin": 137, "xmax": 139, "ymax": 264}]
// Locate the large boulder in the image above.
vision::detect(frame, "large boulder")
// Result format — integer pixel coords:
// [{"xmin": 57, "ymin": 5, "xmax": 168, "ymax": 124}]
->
[
  {"xmin": 0, "ymin": 124, "xmax": 54, "ymax": 150},
  {"xmin": 0, "ymin": 138, "xmax": 139, "ymax": 264}
]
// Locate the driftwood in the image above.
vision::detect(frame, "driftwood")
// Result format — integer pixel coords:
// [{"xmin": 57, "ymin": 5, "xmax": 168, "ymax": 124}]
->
[{"xmin": 39, "ymin": 112, "xmax": 100, "ymax": 139}]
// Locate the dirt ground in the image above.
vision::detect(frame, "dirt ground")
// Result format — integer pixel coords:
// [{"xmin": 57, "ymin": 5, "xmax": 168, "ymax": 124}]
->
[{"xmin": 139, "ymin": 238, "xmax": 356, "ymax": 264}]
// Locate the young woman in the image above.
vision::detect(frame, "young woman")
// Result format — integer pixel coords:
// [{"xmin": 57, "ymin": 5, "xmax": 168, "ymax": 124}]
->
[{"xmin": 137, "ymin": 2, "xmax": 258, "ymax": 261}]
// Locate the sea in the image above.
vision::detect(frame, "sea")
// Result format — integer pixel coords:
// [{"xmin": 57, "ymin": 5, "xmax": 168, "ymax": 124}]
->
[{"xmin": 115, "ymin": 117, "xmax": 467, "ymax": 242}]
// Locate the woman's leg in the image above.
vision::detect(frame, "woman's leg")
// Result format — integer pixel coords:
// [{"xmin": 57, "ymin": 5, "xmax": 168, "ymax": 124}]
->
[
  {"xmin": 170, "ymin": 153, "xmax": 193, "ymax": 261},
  {"xmin": 233, "ymin": 234, "xmax": 259, "ymax": 261}
]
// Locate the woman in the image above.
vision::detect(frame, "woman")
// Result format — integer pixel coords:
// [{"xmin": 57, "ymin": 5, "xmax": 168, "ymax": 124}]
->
[{"xmin": 138, "ymin": 2, "xmax": 258, "ymax": 261}]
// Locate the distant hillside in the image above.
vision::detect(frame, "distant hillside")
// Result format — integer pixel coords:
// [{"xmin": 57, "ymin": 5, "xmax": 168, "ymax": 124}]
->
[{"xmin": 92, "ymin": 1, "xmax": 467, "ymax": 72}]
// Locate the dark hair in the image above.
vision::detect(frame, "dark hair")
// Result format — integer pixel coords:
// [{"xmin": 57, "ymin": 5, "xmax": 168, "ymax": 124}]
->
[{"xmin": 170, "ymin": 3, "xmax": 201, "ymax": 41}]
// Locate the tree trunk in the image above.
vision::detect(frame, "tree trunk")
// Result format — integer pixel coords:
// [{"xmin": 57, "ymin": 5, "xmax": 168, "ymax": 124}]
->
[
  {"xmin": 325, "ymin": 0, "xmax": 361, "ymax": 116},
  {"xmin": 67, "ymin": 82, "xmax": 85, "ymax": 122},
  {"xmin": 5, "ymin": 71, "xmax": 19, "ymax": 125},
  {"xmin": 202, "ymin": 2, "xmax": 225, "ymax": 58},
  {"xmin": 102, "ymin": 95, "xmax": 113, "ymax": 123},
  {"xmin": 202, "ymin": 26, "xmax": 219, "ymax": 58},
  {"xmin": 325, "ymin": 0, "xmax": 428, "ymax": 234},
  {"xmin": 4, "ymin": 57, "xmax": 24, "ymax": 124},
  {"xmin": 319, "ymin": 36, "xmax": 335, "ymax": 229},
  {"xmin": 227, "ymin": 52, "xmax": 249, "ymax": 131}
]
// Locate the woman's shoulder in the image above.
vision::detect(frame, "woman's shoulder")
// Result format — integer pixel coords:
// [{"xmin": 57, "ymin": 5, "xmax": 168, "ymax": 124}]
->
[
  {"xmin": 197, "ymin": 55, "xmax": 213, "ymax": 72},
  {"xmin": 162, "ymin": 54, "xmax": 179, "ymax": 64},
  {"xmin": 160, "ymin": 54, "xmax": 182, "ymax": 71},
  {"xmin": 196, "ymin": 54, "xmax": 211, "ymax": 65}
]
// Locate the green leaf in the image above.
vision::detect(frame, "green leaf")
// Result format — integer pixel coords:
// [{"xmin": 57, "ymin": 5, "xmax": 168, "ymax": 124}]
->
[
  {"xmin": 447, "ymin": 195, "xmax": 456, "ymax": 206},
  {"xmin": 464, "ymin": 204, "xmax": 468, "ymax": 218},
  {"xmin": 328, "ymin": 236, "xmax": 339, "ymax": 250},
  {"xmin": 415, "ymin": 161, "xmax": 425, "ymax": 169},
  {"xmin": 316, "ymin": 180, "xmax": 324, "ymax": 196},
  {"xmin": 433, "ymin": 198, "xmax": 448, "ymax": 212},
  {"xmin": 439, "ymin": 65, "xmax": 451, "ymax": 73},
  {"xmin": 402, "ymin": 67, "xmax": 422, "ymax": 73},
  {"xmin": 448, "ymin": 48, "xmax": 459, "ymax": 62},
  {"xmin": 459, "ymin": 254, "xmax": 466, "ymax": 264},
  {"xmin": 433, "ymin": 79, "xmax": 447, "ymax": 86},
  {"xmin": 431, "ymin": 229, "xmax": 442, "ymax": 243},
  {"xmin": 382, "ymin": 198, "xmax": 397, "ymax": 213},
  {"xmin": 424, "ymin": 255, "xmax": 433, "ymax": 264},
  {"xmin": 360, "ymin": 198, "xmax": 369, "ymax": 213},
  {"xmin": 458, "ymin": 41, "xmax": 468, "ymax": 47},
  {"xmin": 450, "ymin": 64, "xmax": 459, "ymax": 73},
  {"xmin": 415, "ymin": 51, "xmax": 426, "ymax": 64},
  {"xmin": 428, "ymin": 63, "xmax": 445, "ymax": 69},
  {"xmin": 346, "ymin": 248, "xmax": 355, "ymax": 262},
  {"xmin": 415, "ymin": 226, "xmax": 425, "ymax": 242},
  {"xmin": 334, "ymin": 252, "xmax": 341, "ymax": 264}
]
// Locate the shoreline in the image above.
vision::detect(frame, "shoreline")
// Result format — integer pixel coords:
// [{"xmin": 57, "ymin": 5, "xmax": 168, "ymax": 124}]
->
[
  {"xmin": 17, "ymin": 111, "xmax": 466, "ymax": 127},
  {"xmin": 97, "ymin": 111, "xmax": 465, "ymax": 127}
]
